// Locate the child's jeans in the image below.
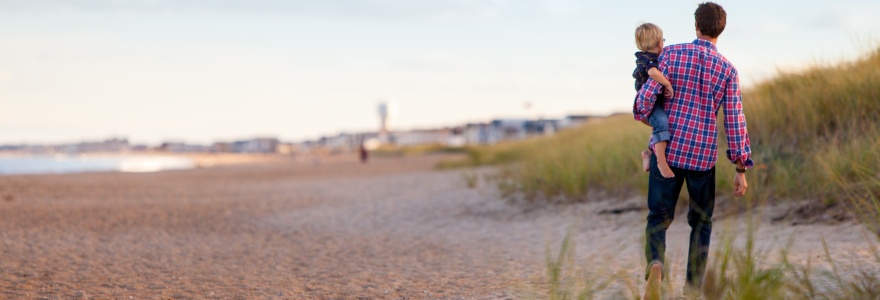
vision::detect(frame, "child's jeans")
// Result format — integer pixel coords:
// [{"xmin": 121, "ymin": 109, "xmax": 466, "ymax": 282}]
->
[{"xmin": 648, "ymin": 99, "xmax": 671, "ymax": 143}]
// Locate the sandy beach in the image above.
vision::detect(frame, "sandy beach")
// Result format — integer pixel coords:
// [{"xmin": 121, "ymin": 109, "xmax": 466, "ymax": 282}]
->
[{"xmin": 0, "ymin": 154, "xmax": 876, "ymax": 299}]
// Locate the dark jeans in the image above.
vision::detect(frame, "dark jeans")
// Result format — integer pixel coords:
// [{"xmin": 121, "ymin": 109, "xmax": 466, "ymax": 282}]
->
[
  {"xmin": 648, "ymin": 96, "xmax": 671, "ymax": 143},
  {"xmin": 644, "ymin": 153, "xmax": 715, "ymax": 289}
]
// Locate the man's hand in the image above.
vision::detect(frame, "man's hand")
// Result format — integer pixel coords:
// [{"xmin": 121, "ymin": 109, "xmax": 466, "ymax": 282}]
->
[
  {"xmin": 734, "ymin": 172, "xmax": 747, "ymax": 197},
  {"xmin": 640, "ymin": 119, "xmax": 651, "ymax": 126},
  {"xmin": 663, "ymin": 85, "xmax": 674, "ymax": 98}
]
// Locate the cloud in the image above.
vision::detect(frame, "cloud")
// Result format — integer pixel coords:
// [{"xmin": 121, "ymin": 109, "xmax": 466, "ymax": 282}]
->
[{"xmin": 0, "ymin": 0, "xmax": 592, "ymax": 20}]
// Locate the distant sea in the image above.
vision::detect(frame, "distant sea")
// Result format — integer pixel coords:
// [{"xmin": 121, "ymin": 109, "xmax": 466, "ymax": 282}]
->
[{"xmin": 0, "ymin": 155, "xmax": 195, "ymax": 175}]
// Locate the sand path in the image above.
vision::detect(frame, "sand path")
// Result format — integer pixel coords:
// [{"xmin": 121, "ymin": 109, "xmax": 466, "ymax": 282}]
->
[{"xmin": 0, "ymin": 154, "xmax": 875, "ymax": 299}]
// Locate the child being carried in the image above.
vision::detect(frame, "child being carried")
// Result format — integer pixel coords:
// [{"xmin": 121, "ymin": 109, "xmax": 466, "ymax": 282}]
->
[{"xmin": 633, "ymin": 23, "xmax": 675, "ymax": 178}]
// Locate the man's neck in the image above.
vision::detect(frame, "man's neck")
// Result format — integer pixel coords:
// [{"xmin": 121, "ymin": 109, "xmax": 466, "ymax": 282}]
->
[{"xmin": 697, "ymin": 36, "xmax": 718, "ymax": 45}]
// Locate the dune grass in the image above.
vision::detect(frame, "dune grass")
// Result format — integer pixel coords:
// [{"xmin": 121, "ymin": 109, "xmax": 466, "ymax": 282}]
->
[
  {"xmin": 442, "ymin": 46, "xmax": 880, "ymax": 207},
  {"xmin": 437, "ymin": 115, "xmax": 654, "ymax": 202},
  {"xmin": 748, "ymin": 46, "xmax": 880, "ymax": 201},
  {"xmin": 452, "ymin": 46, "xmax": 880, "ymax": 299},
  {"xmin": 540, "ymin": 215, "xmax": 880, "ymax": 300}
]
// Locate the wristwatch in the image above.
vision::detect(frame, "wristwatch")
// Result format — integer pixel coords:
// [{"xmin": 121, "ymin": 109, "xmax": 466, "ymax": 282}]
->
[{"xmin": 735, "ymin": 167, "xmax": 747, "ymax": 173}]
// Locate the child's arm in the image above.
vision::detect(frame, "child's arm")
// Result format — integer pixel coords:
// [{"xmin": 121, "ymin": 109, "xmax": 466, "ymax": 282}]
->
[{"xmin": 647, "ymin": 67, "xmax": 674, "ymax": 98}]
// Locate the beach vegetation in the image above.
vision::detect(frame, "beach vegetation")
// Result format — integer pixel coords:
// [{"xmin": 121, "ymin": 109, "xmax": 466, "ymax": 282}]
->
[
  {"xmin": 539, "ymin": 214, "xmax": 880, "ymax": 299},
  {"xmin": 439, "ymin": 46, "xmax": 880, "ymax": 208}
]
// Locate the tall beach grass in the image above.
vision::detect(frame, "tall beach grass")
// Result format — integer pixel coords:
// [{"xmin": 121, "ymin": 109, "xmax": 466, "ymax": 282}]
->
[
  {"xmin": 442, "ymin": 46, "xmax": 880, "ymax": 206},
  {"xmin": 451, "ymin": 46, "xmax": 880, "ymax": 298},
  {"xmin": 540, "ymin": 214, "xmax": 880, "ymax": 300}
]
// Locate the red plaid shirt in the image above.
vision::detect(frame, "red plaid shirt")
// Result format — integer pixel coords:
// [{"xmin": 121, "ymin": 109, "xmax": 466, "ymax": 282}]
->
[{"xmin": 633, "ymin": 39, "xmax": 753, "ymax": 171}]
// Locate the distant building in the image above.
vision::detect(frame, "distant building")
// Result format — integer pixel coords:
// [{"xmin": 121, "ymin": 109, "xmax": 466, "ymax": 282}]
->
[
  {"xmin": 312, "ymin": 132, "xmax": 382, "ymax": 153},
  {"xmin": 559, "ymin": 115, "xmax": 593, "ymax": 128},
  {"xmin": 490, "ymin": 119, "xmax": 529, "ymax": 141},
  {"xmin": 525, "ymin": 119, "xmax": 559, "ymax": 136},
  {"xmin": 157, "ymin": 142, "xmax": 183, "ymax": 152},
  {"xmin": 391, "ymin": 129, "xmax": 452, "ymax": 147},
  {"xmin": 211, "ymin": 142, "xmax": 233, "ymax": 153},
  {"xmin": 231, "ymin": 138, "xmax": 279, "ymax": 153},
  {"xmin": 296, "ymin": 140, "xmax": 320, "ymax": 154},
  {"xmin": 130, "ymin": 144, "xmax": 150, "ymax": 152},
  {"xmin": 0, "ymin": 113, "xmax": 606, "ymax": 157},
  {"xmin": 0, "ymin": 145, "xmax": 23, "ymax": 152},
  {"xmin": 463, "ymin": 123, "xmax": 493, "ymax": 145},
  {"xmin": 320, "ymin": 134, "xmax": 357, "ymax": 153},
  {"xmin": 157, "ymin": 142, "xmax": 208, "ymax": 152},
  {"xmin": 72, "ymin": 138, "xmax": 130, "ymax": 152},
  {"xmin": 0, "ymin": 138, "xmax": 134, "ymax": 154}
]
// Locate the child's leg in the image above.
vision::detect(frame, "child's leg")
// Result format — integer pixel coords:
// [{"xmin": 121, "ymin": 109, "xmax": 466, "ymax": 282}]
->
[
  {"xmin": 654, "ymin": 141, "xmax": 674, "ymax": 178},
  {"xmin": 641, "ymin": 150, "xmax": 651, "ymax": 172},
  {"xmin": 648, "ymin": 99, "xmax": 674, "ymax": 178}
]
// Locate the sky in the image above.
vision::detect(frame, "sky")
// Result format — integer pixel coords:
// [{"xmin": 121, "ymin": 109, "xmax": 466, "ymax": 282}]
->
[{"xmin": 1, "ymin": 0, "xmax": 878, "ymax": 145}]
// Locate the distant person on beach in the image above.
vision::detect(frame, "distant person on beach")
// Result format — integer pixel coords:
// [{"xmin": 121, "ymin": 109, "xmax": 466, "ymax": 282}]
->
[
  {"xmin": 359, "ymin": 143, "xmax": 369, "ymax": 163},
  {"xmin": 633, "ymin": 22, "xmax": 676, "ymax": 179},
  {"xmin": 632, "ymin": 2, "xmax": 753, "ymax": 299}
]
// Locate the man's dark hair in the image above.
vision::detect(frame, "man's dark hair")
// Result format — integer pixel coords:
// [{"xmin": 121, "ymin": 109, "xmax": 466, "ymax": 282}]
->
[{"xmin": 694, "ymin": 2, "xmax": 726, "ymax": 38}]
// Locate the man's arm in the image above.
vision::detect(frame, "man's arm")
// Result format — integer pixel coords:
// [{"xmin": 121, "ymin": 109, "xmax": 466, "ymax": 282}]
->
[
  {"xmin": 722, "ymin": 69, "xmax": 753, "ymax": 167},
  {"xmin": 722, "ymin": 69, "xmax": 754, "ymax": 196},
  {"xmin": 633, "ymin": 78, "xmax": 664, "ymax": 122}
]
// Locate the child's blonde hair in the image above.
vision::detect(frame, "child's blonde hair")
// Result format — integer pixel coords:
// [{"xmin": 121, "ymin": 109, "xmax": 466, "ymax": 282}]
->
[{"xmin": 635, "ymin": 23, "xmax": 664, "ymax": 52}]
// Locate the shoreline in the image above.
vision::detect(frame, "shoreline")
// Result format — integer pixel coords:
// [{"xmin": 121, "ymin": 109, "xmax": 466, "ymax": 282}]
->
[{"xmin": 0, "ymin": 152, "xmax": 299, "ymax": 175}]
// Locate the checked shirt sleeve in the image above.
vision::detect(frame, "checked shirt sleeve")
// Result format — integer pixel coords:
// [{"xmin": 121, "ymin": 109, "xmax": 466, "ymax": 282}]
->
[
  {"xmin": 632, "ymin": 74, "xmax": 663, "ymax": 121},
  {"xmin": 722, "ymin": 69, "xmax": 755, "ymax": 168}
]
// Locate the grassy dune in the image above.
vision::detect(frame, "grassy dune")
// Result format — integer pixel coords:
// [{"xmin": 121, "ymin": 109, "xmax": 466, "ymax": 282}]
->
[
  {"xmin": 456, "ymin": 46, "xmax": 880, "ymax": 299},
  {"xmin": 445, "ymin": 46, "xmax": 880, "ymax": 206},
  {"xmin": 429, "ymin": 47, "xmax": 880, "ymax": 299},
  {"xmin": 749, "ymin": 46, "xmax": 880, "ymax": 201}
]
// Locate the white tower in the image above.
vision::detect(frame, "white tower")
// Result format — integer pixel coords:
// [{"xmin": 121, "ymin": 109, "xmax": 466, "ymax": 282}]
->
[
  {"xmin": 377, "ymin": 101, "xmax": 397, "ymax": 141},
  {"xmin": 378, "ymin": 103, "xmax": 389, "ymax": 136}
]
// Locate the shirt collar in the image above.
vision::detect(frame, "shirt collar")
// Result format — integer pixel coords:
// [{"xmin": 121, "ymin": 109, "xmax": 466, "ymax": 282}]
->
[{"xmin": 693, "ymin": 39, "xmax": 717, "ymax": 51}]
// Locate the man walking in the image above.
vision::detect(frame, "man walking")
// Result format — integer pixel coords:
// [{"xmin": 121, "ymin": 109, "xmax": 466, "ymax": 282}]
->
[{"xmin": 633, "ymin": 2, "xmax": 753, "ymax": 299}]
